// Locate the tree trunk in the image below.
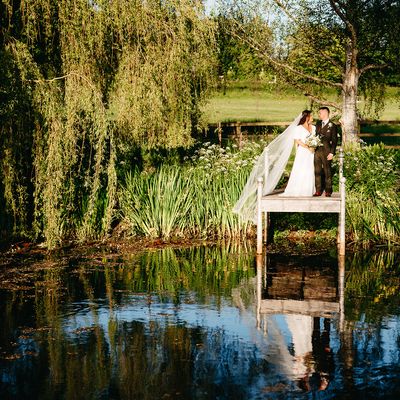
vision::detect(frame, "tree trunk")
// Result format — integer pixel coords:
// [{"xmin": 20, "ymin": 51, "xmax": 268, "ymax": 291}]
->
[{"xmin": 341, "ymin": 46, "xmax": 360, "ymax": 144}]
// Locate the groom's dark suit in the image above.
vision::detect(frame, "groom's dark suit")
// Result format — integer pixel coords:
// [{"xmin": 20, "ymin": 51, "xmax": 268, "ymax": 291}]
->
[{"xmin": 314, "ymin": 120, "xmax": 338, "ymax": 194}]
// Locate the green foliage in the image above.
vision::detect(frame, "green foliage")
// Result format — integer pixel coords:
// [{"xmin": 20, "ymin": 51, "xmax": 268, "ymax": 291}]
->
[
  {"xmin": 214, "ymin": 15, "xmax": 269, "ymax": 81},
  {"xmin": 0, "ymin": 0, "xmax": 216, "ymax": 247},
  {"xmin": 346, "ymin": 189, "xmax": 400, "ymax": 247},
  {"xmin": 340, "ymin": 144, "xmax": 399, "ymax": 194},
  {"xmin": 335, "ymin": 144, "xmax": 400, "ymax": 246},
  {"xmin": 119, "ymin": 139, "xmax": 269, "ymax": 239},
  {"xmin": 119, "ymin": 166, "xmax": 194, "ymax": 239},
  {"xmin": 119, "ymin": 165, "xmax": 253, "ymax": 240},
  {"xmin": 118, "ymin": 141, "xmax": 400, "ymax": 246}
]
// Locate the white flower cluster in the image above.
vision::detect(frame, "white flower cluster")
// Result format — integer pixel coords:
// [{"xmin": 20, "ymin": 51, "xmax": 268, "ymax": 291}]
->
[{"xmin": 188, "ymin": 138, "xmax": 272, "ymax": 175}]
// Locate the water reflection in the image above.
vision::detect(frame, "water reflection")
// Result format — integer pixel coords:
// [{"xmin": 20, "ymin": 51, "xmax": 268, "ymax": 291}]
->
[
  {"xmin": 0, "ymin": 246, "xmax": 399, "ymax": 399},
  {"xmin": 253, "ymin": 254, "xmax": 345, "ymax": 392}
]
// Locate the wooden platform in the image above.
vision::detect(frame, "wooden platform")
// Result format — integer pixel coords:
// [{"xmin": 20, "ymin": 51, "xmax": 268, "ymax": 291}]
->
[
  {"xmin": 256, "ymin": 148, "xmax": 346, "ymax": 255},
  {"xmin": 261, "ymin": 190, "xmax": 340, "ymax": 213}
]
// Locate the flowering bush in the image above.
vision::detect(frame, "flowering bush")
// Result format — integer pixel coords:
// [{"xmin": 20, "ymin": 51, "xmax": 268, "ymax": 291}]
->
[
  {"xmin": 186, "ymin": 137, "xmax": 273, "ymax": 175},
  {"xmin": 332, "ymin": 144, "xmax": 399, "ymax": 194},
  {"xmin": 331, "ymin": 144, "xmax": 400, "ymax": 245}
]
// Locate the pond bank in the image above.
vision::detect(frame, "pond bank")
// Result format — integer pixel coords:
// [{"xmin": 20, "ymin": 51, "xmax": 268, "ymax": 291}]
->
[{"xmin": 1, "ymin": 230, "xmax": 398, "ymax": 272}]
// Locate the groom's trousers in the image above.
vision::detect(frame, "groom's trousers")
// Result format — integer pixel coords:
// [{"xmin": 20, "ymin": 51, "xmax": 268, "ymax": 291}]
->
[{"xmin": 314, "ymin": 149, "xmax": 332, "ymax": 193}]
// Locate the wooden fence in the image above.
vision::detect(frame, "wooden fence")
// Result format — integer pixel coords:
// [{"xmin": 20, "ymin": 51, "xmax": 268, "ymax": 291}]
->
[{"xmin": 205, "ymin": 121, "xmax": 400, "ymax": 149}]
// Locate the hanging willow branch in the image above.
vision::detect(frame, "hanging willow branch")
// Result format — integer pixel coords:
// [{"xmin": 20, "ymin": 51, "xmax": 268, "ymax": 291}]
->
[{"xmin": 0, "ymin": 0, "xmax": 216, "ymax": 247}]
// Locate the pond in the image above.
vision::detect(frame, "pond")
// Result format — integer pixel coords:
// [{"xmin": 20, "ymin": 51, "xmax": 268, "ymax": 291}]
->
[{"xmin": 0, "ymin": 245, "xmax": 399, "ymax": 399}]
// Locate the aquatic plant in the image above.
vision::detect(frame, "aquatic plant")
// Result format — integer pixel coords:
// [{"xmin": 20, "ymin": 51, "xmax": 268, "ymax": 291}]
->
[
  {"xmin": 119, "ymin": 165, "xmax": 253, "ymax": 239},
  {"xmin": 118, "ymin": 140, "xmax": 400, "ymax": 245},
  {"xmin": 336, "ymin": 144, "xmax": 400, "ymax": 246},
  {"xmin": 119, "ymin": 166, "xmax": 194, "ymax": 239}
]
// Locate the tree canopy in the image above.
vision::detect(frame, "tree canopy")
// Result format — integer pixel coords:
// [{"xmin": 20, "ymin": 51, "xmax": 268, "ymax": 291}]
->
[{"xmin": 220, "ymin": 0, "xmax": 400, "ymax": 140}]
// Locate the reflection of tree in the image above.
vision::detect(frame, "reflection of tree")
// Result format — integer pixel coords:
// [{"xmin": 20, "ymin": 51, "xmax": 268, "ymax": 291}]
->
[
  {"xmin": 0, "ymin": 244, "xmax": 257, "ymax": 398},
  {"xmin": 345, "ymin": 251, "xmax": 400, "ymax": 321}
]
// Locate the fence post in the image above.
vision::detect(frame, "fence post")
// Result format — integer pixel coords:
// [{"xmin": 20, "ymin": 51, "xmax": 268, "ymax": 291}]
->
[
  {"xmin": 236, "ymin": 122, "xmax": 242, "ymax": 149},
  {"xmin": 218, "ymin": 122, "xmax": 222, "ymax": 145}
]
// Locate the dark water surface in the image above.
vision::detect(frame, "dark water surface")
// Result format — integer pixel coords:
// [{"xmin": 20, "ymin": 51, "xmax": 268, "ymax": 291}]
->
[{"xmin": 0, "ymin": 245, "xmax": 399, "ymax": 399}]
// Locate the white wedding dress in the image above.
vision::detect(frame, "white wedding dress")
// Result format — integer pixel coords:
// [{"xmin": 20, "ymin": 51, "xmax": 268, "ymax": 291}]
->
[
  {"xmin": 233, "ymin": 113, "xmax": 315, "ymax": 222},
  {"xmin": 281, "ymin": 125, "xmax": 315, "ymax": 197}
]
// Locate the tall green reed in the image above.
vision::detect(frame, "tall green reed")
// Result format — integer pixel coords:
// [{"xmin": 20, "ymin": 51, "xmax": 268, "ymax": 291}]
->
[
  {"xmin": 119, "ymin": 139, "xmax": 268, "ymax": 240},
  {"xmin": 346, "ymin": 189, "xmax": 400, "ymax": 247},
  {"xmin": 119, "ymin": 141, "xmax": 400, "ymax": 246},
  {"xmin": 342, "ymin": 144, "xmax": 400, "ymax": 246},
  {"xmin": 119, "ymin": 165, "xmax": 253, "ymax": 239},
  {"xmin": 119, "ymin": 166, "xmax": 194, "ymax": 239}
]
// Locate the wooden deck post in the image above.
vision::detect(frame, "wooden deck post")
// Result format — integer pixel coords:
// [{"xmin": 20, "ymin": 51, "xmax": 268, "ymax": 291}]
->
[
  {"xmin": 338, "ymin": 148, "xmax": 346, "ymax": 255},
  {"xmin": 257, "ymin": 177, "xmax": 263, "ymax": 254},
  {"xmin": 263, "ymin": 212, "xmax": 269, "ymax": 244},
  {"xmin": 256, "ymin": 254, "xmax": 263, "ymax": 329},
  {"xmin": 339, "ymin": 176, "xmax": 346, "ymax": 255}
]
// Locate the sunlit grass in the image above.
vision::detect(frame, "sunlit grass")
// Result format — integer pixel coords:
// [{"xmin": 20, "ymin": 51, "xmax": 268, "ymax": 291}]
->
[{"xmin": 203, "ymin": 85, "xmax": 400, "ymax": 123}]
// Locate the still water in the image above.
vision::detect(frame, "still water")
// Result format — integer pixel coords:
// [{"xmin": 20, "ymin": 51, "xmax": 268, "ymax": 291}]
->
[{"xmin": 0, "ymin": 245, "xmax": 399, "ymax": 399}]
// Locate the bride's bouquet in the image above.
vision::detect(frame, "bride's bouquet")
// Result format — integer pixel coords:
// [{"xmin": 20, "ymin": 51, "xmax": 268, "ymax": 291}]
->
[{"xmin": 305, "ymin": 131, "xmax": 322, "ymax": 149}]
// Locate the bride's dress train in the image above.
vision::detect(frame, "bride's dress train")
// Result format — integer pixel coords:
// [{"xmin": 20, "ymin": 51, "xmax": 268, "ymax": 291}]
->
[{"xmin": 281, "ymin": 125, "xmax": 315, "ymax": 197}]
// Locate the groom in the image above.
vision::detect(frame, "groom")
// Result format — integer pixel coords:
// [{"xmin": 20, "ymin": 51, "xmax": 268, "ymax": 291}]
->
[{"xmin": 313, "ymin": 107, "xmax": 338, "ymax": 197}]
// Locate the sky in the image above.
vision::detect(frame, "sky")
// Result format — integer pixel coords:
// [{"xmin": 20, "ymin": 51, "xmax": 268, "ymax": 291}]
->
[{"xmin": 204, "ymin": 0, "xmax": 218, "ymax": 14}]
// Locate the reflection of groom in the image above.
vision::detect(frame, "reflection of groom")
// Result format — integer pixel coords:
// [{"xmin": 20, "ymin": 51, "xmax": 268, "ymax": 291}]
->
[{"xmin": 313, "ymin": 107, "xmax": 338, "ymax": 197}]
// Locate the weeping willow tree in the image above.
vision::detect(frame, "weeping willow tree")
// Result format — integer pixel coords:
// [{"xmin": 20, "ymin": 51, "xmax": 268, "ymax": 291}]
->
[{"xmin": 0, "ymin": 0, "xmax": 215, "ymax": 247}]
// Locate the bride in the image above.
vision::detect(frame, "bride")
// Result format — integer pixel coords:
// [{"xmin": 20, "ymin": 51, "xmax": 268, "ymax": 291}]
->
[
  {"xmin": 233, "ymin": 110, "xmax": 316, "ymax": 222},
  {"xmin": 281, "ymin": 110, "xmax": 315, "ymax": 197}
]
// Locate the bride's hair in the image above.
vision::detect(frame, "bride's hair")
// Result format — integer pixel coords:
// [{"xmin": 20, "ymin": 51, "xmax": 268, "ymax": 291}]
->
[{"xmin": 298, "ymin": 110, "xmax": 312, "ymax": 125}]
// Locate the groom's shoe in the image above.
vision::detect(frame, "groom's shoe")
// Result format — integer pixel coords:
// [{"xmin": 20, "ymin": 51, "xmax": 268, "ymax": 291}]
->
[
  {"xmin": 313, "ymin": 191, "xmax": 322, "ymax": 197},
  {"xmin": 325, "ymin": 192, "xmax": 332, "ymax": 197}
]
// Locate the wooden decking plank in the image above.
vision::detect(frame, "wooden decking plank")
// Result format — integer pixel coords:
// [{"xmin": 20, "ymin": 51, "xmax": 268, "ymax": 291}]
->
[{"xmin": 260, "ymin": 192, "xmax": 341, "ymax": 213}]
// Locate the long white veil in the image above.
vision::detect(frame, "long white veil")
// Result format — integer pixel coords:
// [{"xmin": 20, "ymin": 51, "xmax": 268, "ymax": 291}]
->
[{"xmin": 233, "ymin": 113, "xmax": 302, "ymax": 222}]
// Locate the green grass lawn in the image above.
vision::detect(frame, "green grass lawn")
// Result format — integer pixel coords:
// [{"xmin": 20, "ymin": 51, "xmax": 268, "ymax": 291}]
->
[{"xmin": 203, "ymin": 86, "xmax": 400, "ymax": 123}]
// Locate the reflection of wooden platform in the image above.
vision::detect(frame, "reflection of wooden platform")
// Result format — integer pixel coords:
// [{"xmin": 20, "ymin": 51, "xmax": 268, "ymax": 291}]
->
[
  {"xmin": 265, "ymin": 261, "xmax": 337, "ymax": 301},
  {"xmin": 260, "ymin": 299, "xmax": 339, "ymax": 317},
  {"xmin": 261, "ymin": 260, "xmax": 339, "ymax": 317},
  {"xmin": 255, "ymin": 254, "xmax": 346, "ymax": 331},
  {"xmin": 261, "ymin": 191, "xmax": 340, "ymax": 213}
]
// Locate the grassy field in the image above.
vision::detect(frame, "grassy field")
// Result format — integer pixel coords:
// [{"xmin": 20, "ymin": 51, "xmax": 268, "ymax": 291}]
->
[{"xmin": 203, "ymin": 85, "xmax": 400, "ymax": 123}]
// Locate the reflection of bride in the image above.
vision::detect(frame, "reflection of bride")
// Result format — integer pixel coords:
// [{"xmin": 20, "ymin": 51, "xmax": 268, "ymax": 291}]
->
[
  {"xmin": 233, "ymin": 110, "xmax": 316, "ymax": 222},
  {"xmin": 285, "ymin": 314, "xmax": 314, "ymax": 379}
]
